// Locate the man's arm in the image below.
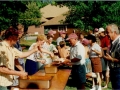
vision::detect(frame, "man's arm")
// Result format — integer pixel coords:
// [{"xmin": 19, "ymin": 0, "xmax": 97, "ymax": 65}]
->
[
  {"xmin": 104, "ymin": 53, "xmax": 119, "ymax": 62},
  {"xmin": 0, "ymin": 66, "xmax": 27, "ymax": 78}
]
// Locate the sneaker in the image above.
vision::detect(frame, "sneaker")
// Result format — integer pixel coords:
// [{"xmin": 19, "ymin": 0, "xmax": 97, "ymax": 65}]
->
[
  {"xmin": 98, "ymin": 86, "xmax": 102, "ymax": 90},
  {"xmin": 90, "ymin": 86, "xmax": 96, "ymax": 90}
]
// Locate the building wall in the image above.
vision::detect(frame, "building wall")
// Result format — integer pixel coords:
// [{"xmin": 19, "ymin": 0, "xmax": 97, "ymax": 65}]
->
[
  {"xmin": 27, "ymin": 24, "xmax": 85, "ymax": 40},
  {"xmin": 27, "ymin": 25, "xmax": 44, "ymax": 35}
]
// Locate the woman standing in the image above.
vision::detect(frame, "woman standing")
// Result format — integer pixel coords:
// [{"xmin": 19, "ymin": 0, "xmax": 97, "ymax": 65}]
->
[
  {"xmin": 86, "ymin": 35, "xmax": 102, "ymax": 90},
  {"xmin": 25, "ymin": 34, "xmax": 54, "ymax": 75},
  {"xmin": 42, "ymin": 34, "xmax": 58, "ymax": 64}
]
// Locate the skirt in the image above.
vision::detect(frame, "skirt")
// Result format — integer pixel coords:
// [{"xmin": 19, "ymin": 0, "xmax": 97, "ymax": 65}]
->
[{"xmin": 90, "ymin": 57, "xmax": 102, "ymax": 73}]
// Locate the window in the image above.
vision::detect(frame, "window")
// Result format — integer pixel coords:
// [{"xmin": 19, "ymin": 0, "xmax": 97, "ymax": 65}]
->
[
  {"xmin": 35, "ymin": 25, "xmax": 40, "ymax": 28},
  {"xmin": 58, "ymin": 26, "xmax": 66, "ymax": 31}
]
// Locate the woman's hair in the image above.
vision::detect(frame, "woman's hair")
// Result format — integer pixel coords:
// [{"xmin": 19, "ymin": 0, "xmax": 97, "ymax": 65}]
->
[
  {"xmin": 36, "ymin": 34, "xmax": 47, "ymax": 41},
  {"xmin": 86, "ymin": 34, "xmax": 96, "ymax": 43},
  {"xmin": 59, "ymin": 41, "xmax": 66, "ymax": 48},
  {"xmin": 4, "ymin": 27, "xmax": 19, "ymax": 40},
  {"xmin": 47, "ymin": 34, "xmax": 53, "ymax": 39}
]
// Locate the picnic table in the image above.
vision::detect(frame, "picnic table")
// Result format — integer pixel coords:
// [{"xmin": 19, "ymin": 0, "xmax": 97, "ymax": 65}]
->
[{"xmin": 12, "ymin": 68, "xmax": 71, "ymax": 90}]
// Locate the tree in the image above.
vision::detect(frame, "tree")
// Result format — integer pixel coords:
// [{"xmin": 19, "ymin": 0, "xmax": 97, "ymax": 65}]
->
[
  {"xmin": 18, "ymin": 2, "xmax": 43, "ymax": 32},
  {"xmin": 0, "ymin": 1, "xmax": 47, "ymax": 33},
  {"xmin": 0, "ymin": 1, "xmax": 27, "ymax": 31},
  {"xmin": 55, "ymin": 1, "xmax": 120, "ymax": 31}
]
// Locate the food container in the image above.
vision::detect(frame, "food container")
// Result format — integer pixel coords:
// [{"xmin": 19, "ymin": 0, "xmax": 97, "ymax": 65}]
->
[{"xmin": 45, "ymin": 64, "xmax": 58, "ymax": 73}]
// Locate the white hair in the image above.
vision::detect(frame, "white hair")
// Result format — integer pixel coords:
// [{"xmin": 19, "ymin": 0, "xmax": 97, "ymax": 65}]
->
[{"xmin": 106, "ymin": 23, "xmax": 119, "ymax": 34}]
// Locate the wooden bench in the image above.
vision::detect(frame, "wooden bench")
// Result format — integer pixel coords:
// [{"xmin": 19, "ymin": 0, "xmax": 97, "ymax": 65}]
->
[{"xmin": 12, "ymin": 69, "xmax": 71, "ymax": 90}]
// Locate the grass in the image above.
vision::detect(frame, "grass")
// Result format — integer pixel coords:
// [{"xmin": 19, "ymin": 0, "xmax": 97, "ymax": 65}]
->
[
  {"xmin": 20, "ymin": 38, "xmax": 112, "ymax": 90},
  {"xmin": 65, "ymin": 77, "xmax": 112, "ymax": 90}
]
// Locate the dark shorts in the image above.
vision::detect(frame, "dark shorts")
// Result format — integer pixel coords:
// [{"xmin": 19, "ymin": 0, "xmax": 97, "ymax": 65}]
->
[
  {"xmin": 101, "ymin": 58, "xmax": 107, "ymax": 71},
  {"xmin": 25, "ymin": 59, "xmax": 38, "ymax": 75},
  {"xmin": 71, "ymin": 64, "xmax": 86, "ymax": 87}
]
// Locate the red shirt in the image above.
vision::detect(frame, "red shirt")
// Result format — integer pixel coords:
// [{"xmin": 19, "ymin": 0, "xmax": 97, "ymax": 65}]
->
[{"xmin": 100, "ymin": 35, "xmax": 110, "ymax": 48}]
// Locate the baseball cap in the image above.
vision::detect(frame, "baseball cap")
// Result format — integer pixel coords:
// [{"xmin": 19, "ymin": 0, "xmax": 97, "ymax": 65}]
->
[
  {"xmin": 97, "ymin": 28, "xmax": 105, "ymax": 34},
  {"xmin": 48, "ymin": 30, "xmax": 56, "ymax": 37},
  {"xmin": 59, "ymin": 30, "xmax": 66, "ymax": 35},
  {"xmin": 48, "ymin": 30, "xmax": 56, "ymax": 35},
  {"xmin": 94, "ymin": 28, "xmax": 99, "ymax": 32},
  {"xmin": 82, "ymin": 39, "xmax": 89, "ymax": 45},
  {"xmin": 66, "ymin": 33, "xmax": 78, "ymax": 40}
]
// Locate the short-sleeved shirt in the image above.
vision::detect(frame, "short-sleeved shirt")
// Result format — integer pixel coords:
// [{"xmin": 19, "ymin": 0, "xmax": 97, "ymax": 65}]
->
[
  {"xmin": 89, "ymin": 43, "xmax": 101, "ymax": 58},
  {"xmin": 42, "ymin": 42, "xmax": 57, "ymax": 52},
  {"xmin": 0, "ymin": 41, "xmax": 22, "ymax": 86},
  {"xmin": 27, "ymin": 43, "xmax": 40, "ymax": 62},
  {"xmin": 100, "ymin": 35, "xmax": 110, "ymax": 48},
  {"xmin": 70, "ymin": 41, "xmax": 85, "ymax": 65},
  {"xmin": 56, "ymin": 37, "xmax": 64, "ymax": 45}
]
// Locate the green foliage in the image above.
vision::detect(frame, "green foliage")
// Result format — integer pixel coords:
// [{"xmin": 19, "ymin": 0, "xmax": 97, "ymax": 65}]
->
[
  {"xmin": 18, "ymin": 2, "xmax": 42, "ymax": 28},
  {"xmin": 0, "ymin": 1, "xmax": 27, "ymax": 30},
  {"xmin": 55, "ymin": 1, "xmax": 120, "ymax": 31},
  {"xmin": 0, "ymin": 1, "xmax": 47, "ymax": 32}
]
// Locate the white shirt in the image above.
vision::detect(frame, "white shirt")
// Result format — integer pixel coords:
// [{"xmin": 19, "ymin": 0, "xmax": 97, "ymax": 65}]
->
[
  {"xmin": 27, "ymin": 43, "xmax": 39, "ymax": 61},
  {"xmin": 70, "ymin": 41, "xmax": 85, "ymax": 65},
  {"xmin": 89, "ymin": 43, "xmax": 101, "ymax": 58}
]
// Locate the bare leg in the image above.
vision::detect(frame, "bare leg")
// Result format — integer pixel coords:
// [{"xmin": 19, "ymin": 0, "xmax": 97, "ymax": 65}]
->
[{"xmin": 104, "ymin": 70, "xmax": 110, "ymax": 88}]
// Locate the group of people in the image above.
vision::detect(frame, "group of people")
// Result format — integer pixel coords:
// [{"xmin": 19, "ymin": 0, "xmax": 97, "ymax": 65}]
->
[
  {"xmin": 77, "ymin": 23, "xmax": 120, "ymax": 90},
  {"xmin": 0, "ymin": 23, "xmax": 120, "ymax": 90}
]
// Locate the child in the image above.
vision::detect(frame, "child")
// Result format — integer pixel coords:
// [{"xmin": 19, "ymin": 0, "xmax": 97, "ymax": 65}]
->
[{"xmin": 58, "ymin": 41, "xmax": 69, "ymax": 59}]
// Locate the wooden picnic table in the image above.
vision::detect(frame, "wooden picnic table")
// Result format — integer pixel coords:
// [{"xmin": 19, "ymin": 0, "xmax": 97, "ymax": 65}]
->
[{"xmin": 12, "ymin": 69, "xmax": 71, "ymax": 90}]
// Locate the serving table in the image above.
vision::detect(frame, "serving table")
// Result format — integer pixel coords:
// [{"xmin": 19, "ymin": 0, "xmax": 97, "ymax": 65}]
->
[{"xmin": 14, "ymin": 66, "xmax": 71, "ymax": 90}]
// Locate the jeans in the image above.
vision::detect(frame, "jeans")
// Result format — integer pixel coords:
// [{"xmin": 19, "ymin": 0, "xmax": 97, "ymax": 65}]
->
[
  {"xmin": 110, "ymin": 67, "xmax": 120, "ymax": 89},
  {"xmin": 0, "ymin": 86, "xmax": 8, "ymax": 90},
  {"xmin": 71, "ymin": 64, "xmax": 86, "ymax": 88}
]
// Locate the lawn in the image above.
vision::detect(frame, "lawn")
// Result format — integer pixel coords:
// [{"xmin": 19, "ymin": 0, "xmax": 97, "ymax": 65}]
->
[{"xmin": 20, "ymin": 38, "xmax": 112, "ymax": 90}]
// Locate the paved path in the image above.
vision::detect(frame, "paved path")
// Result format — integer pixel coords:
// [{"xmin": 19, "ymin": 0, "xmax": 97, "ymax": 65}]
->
[{"xmin": 24, "ymin": 36, "xmax": 37, "ymax": 40}]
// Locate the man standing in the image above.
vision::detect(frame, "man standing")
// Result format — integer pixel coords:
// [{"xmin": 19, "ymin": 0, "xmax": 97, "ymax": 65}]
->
[
  {"xmin": 97, "ymin": 27, "xmax": 110, "ymax": 88},
  {"xmin": 66, "ymin": 33, "xmax": 86, "ymax": 90},
  {"xmin": 105, "ymin": 23, "xmax": 120, "ymax": 89}
]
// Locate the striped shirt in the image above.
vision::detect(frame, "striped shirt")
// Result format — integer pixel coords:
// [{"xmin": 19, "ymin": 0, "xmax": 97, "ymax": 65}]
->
[{"xmin": 109, "ymin": 36, "xmax": 120, "ymax": 67}]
